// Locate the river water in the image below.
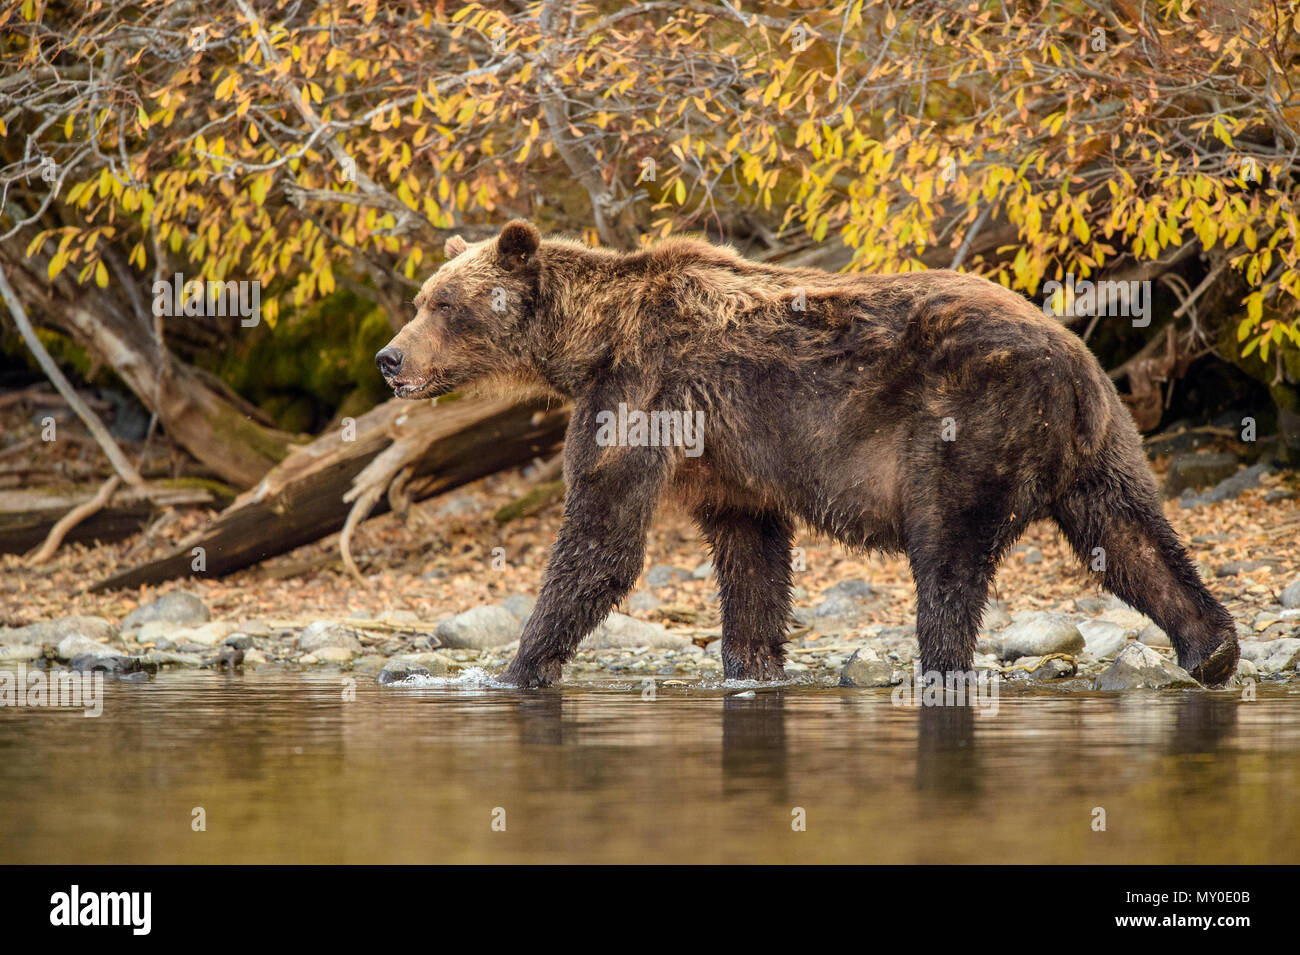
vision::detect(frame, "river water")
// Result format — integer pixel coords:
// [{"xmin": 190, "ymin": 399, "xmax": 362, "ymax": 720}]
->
[{"xmin": 1, "ymin": 671, "xmax": 1297, "ymax": 863}]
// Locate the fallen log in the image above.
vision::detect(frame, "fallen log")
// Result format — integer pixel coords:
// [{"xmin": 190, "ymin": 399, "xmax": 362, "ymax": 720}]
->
[
  {"xmin": 0, "ymin": 481, "xmax": 219, "ymax": 555},
  {"xmin": 90, "ymin": 395, "xmax": 569, "ymax": 591},
  {"xmin": 493, "ymin": 479, "xmax": 564, "ymax": 524},
  {"xmin": 27, "ymin": 474, "xmax": 122, "ymax": 564}
]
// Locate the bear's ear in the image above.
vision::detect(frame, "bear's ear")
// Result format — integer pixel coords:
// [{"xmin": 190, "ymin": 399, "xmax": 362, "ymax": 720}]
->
[
  {"xmin": 497, "ymin": 219, "xmax": 540, "ymax": 270},
  {"xmin": 444, "ymin": 235, "xmax": 468, "ymax": 260}
]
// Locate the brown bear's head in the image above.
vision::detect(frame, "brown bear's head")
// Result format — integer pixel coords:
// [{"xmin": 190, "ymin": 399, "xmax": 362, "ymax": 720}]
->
[{"xmin": 375, "ymin": 219, "xmax": 541, "ymax": 399}]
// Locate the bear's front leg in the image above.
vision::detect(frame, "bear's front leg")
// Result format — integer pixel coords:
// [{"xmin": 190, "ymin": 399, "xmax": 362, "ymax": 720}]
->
[
  {"xmin": 697, "ymin": 507, "xmax": 794, "ymax": 681},
  {"xmin": 502, "ymin": 429, "xmax": 669, "ymax": 688}
]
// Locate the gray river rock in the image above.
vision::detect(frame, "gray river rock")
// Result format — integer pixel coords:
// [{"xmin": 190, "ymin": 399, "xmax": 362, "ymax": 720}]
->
[
  {"xmin": 2, "ymin": 616, "xmax": 117, "ymax": 647},
  {"xmin": 1238, "ymin": 638, "xmax": 1300, "ymax": 675},
  {"xmin": 1094, "ymin": 643, "xmax": 1199, "ymax": 690},
  {"xmin": 993, "ymin": 612, "xmax": 1085, "ymax": 662},
  {"xmin": 121, "ymin": 593, "xmax": 210, "ymax": 635},
  {"xmin": 838, "ymin": 647, "xmax": 900, "ymax": 687},
  {"xmin": 580, "ymin": 613, "xmax": 690, "ymax": 650},
  {"xmin": 435, "ymin": 605, "xmax": 522, "ymax": 649},
  {"xmin": 297, "ymin": 621, "xmax": 364, "ymax": 654}
]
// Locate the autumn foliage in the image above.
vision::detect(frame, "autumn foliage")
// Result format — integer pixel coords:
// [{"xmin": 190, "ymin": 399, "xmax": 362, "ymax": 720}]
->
[{"xmin": 2, "ymin": 0, "xmax": 1299, "ymax": 437}]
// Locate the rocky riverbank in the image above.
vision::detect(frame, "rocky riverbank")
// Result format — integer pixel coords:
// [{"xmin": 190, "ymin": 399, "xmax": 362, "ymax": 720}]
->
[{"xmin": 3, "ymin": 581, "xmax": 1296, "ymax": 692}]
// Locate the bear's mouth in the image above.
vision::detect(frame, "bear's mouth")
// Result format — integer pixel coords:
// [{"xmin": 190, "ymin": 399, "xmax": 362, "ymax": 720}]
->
[{"xmin": 388, "ymin": 374, "xmax": 452, "ymax": 399}]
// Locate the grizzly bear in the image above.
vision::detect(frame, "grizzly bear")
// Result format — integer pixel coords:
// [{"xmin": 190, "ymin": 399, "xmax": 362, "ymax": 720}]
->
[{"xmin": 376, "ymin": 220, "xmax": 1240, "ymax": 689}]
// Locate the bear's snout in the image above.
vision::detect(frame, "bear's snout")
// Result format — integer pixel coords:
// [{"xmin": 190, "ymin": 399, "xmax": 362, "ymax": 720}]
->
[{"xmin": 375, "ymin": 346, "xmax": 404, "ymax": 378}]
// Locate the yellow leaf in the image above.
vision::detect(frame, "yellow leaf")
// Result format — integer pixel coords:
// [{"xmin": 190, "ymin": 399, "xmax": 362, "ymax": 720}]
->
[{"xmin": 1246, "ymin": 293, "xmax": 1263, "ymax": 323}]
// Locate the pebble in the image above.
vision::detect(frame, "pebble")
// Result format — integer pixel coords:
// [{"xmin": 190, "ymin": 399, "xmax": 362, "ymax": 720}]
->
[
  {"xmin": 3, "ymin": 616, "xmax": 117, "ymax": 647},
  {"xmin": 646, "ymin": 565, "xmax": 692, "ymax": 588},
  {"xmin": 824, "ymin": 578, "xmax": 874, "ymax": 600},
  {"xmin": 500, "ymin": 595, "xmax": 537, "ymax": 623},
  {"xmin": 378, "ymin": 661, "xmax": 433, "ymax": 685},
  {"xmin": 1096, "ymin": 607, "xmax": 1151, "ymax": 631},
  {"xmin": 297, "ymin": 621, "xmax": 364, "ymax": 654},
  {"xmin": 812, "ymin": 593, "xmax": 865, "ymax": 620},
  {"xmin": 69, "ymin": 651, "xmax": 143, "ymax": 676},
  {"xmin": 980, "ymin": 600, "xmax": 1012, "ymax": 632},
  {"xmin": 993, "ymin": 612, "xmax": 1085, "ymax": 662},
  {"xmin": 627, "ymin": 590, "xmax": 661, "ymax": 613},
  {"xmin": 580, "ymin": 613, "xmax": 690, "ymax": 650},
  {"xmin": 122, "ymin": 593, "xmax": 210, "ymax": 634},
  {"xmin": 1163, "ymin": 451, "xmax": 1241, "ymax": 498},
  {"xmin": 1217, "ymin": 561, "xmax": 1267, "ymax": 577},
  {"xmin": 435, "ymin": 605, "xmax": 522, "ymax": 649},
  {"xmin": 169, "ymin": 621, "xmax": 238, "ymax": 648},
  {"xmin": 1093, "ymin": 643, "xmax": 1199, "ymax": 690},
  {"xmin": 1077, "ymin": 619, "xmax": 1130, "ymax": 660},
  {"xmin": 1238, "ymin": 639, "xmax": 1300, "ymax": 675},
  {"xmin": 389, "ymin": 652, "xmax": 451, "ymax": 676},
  {"xmin": 137, "ymin": 621, "xmax": 180, "ymax": 644},
  {"xmin": 1138, "ymin": 622, "xmax": 1172, "ymax": 648},
  {"xmin": 838, "ymin": 647, "xmax": 899, "ymax": 687},
  {"xmin": 55, "ymin": 634, "xmax": 113, "ymax": 661},
  {"xmin": 1074, "ymin": 594, "xmax": 1125, "ymax": 614},
  {"xmin": 1180, "ymin": 462, "xmax": 1269, "ymax": 509},
  {"xmin": 147, "ymin": 651, "xmax": 205, "ymax": 667}
]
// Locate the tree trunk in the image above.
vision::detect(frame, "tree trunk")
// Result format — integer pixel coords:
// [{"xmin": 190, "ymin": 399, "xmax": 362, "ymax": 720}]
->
[
  {"xmin": 91, "ymin": 395, "xmax": 569, "ymax": 591},
  {"xmin": 0, "ymin": 482, "xmax": 217, "ymax": 555}
]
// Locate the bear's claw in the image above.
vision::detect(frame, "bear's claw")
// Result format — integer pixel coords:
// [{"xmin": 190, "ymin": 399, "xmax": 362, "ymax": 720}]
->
[{"xmin": 1189, "ymin": 631, "xmax": 1240, "ymax": 688}]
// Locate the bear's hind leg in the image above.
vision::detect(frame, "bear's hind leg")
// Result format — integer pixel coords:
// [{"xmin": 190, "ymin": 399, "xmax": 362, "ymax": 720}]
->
[
  {"xmin": 697, "ymin": 508, "xmax": 794, "ymax": 681},
  {"xmin": 1051, "ymin": 470, "xmax": 1239, "ymax": 686}
]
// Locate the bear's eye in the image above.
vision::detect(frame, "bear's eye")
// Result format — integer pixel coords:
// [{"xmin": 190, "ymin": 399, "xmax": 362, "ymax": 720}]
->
[{"xmin": 438, "ymin": 302, "xmax": 452, "ymax": 312}]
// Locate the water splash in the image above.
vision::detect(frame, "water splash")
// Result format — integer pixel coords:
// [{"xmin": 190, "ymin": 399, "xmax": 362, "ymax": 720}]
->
[{"xmin": 384, "ymin": 666, "xmax": 512, "ymax": 689}]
